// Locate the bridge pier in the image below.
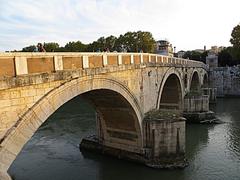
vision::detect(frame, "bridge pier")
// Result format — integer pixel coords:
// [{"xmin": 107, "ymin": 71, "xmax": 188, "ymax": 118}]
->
[
  {"xmin": 202, "ymin": 88, "xmax": 217, "ymax": 104},
  {"xmin": 143, "ymin": 110, "xmax": 188, "ymax": 168},
  {"xmin": 183, "ymin": 90, "xmax": 218, "ymax": 123},
  {"xmin": 80, "ymin": 110, "xmax": 188, "ymax": 169}
]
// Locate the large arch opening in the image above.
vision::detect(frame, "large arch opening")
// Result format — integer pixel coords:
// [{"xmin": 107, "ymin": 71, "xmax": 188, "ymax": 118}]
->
[
  {"xmin": 190, "ymin": 71, "xmax": 200, "ymax": 91},
  {"xmin": 159, "ymin": 74, "xmax": 182, "ymax": 110},
  {"xmin": 81, "ymin": 89, "xmax": 142, "ymax": 150},
  {"xmin": 8, "ymin": 88, "xmax": 142, "ymax": 179},
  {"xmin": 9, "ymin": 96, "xmax": 96, "ymax": 180},
  {"xmin": 1, "ymin": 78, "xmax": 143, "ymax": 179}
]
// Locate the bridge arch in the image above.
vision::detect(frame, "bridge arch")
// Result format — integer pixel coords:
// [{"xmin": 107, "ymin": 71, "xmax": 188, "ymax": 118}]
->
[
  {"xmin": 0, "ymin": 76, "xmax": 143, "ymax": 174},
  {"xmin": 202, "ymin": 73, "xmax": 208, "ymax": 88},
  {"xmin": 189, "ymin": 70, "xmax": 201, "ymax": 91},
  {"xmin": 157, "ymin": 68, "xmax": 184, "ymax": 110}
]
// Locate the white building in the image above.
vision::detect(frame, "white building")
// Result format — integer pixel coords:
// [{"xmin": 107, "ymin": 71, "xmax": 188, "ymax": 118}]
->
[{"xmin": 156, "ymin": 40, "xmax": 174, "ymax": 57}]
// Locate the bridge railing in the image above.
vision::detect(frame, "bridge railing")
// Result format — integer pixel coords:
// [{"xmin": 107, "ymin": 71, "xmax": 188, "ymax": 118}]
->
[{"xmin": 0, "ymin": 52, "xmax": 208, "ymax": 77}]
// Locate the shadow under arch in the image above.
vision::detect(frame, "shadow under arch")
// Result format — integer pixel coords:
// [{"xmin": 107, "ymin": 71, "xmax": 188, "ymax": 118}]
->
[
  {"xmin": 0, "ymin": 76, "xmax": 143, "ymax": 176},
  {"xmin": 202, "ymin": 73, "xmax": 208, "ymax": 88},
  {"xmin": 189, "ymin": 71, "xmax": 201, "ymax": 91},
  {"xmin": 157, "ymin": 68, "xmax": 184, "ymax": 110}
]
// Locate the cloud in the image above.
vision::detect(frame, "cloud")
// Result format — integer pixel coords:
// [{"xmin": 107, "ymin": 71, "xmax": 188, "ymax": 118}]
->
[{"xmin": 0, "ymin": 0, "xmax": 239, "ymax": 51}]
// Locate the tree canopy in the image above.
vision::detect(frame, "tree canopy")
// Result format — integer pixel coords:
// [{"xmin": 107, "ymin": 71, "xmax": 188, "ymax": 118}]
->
[
  {"xmin": 20, "ymin": 31, "xmax": 156, "ymax": 53},
  {"xmin": 22, "ymin": 45, "xmax": 36, "ymax": 52},
  {"xmin": 43, "ymin": 42, "xmax": 59, "ymax": 52},
  {"xmin": 114, "ymin": 31, "xmax": 155, "ymax": 53},
  {"xmin": 218, "ymin": 47, "xmax": 235, "ymax": 66},
  {"xmin": 64, "ymin": 41, "xmax": 87, "ymax": 52},
  {"xmin": 182, "ymin": 50, "xmax": 207, "ymax": 63},
  {"xmin": 230, "ymin": 24, "xmax": 240, "ymax": 49}
]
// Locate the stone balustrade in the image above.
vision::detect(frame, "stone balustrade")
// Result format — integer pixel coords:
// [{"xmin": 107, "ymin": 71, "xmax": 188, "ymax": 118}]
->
[{"xmin": 0, "ymin": 52, "xmax": 208, "ymax": 78}]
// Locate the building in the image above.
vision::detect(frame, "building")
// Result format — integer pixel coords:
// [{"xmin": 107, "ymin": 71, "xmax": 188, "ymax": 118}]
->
[
  {"xmin": 156, "ymin": 40, "xmax": 174, "ymax": 57},
  {"xmin": 177, "ymin": 50, "xmax": 185, "ymax": 58},
  {"xmin": 210, "ymin": 46, "xmax": 225, "ymax": 54},
  {"xmin": 206, "ymin": 51, "xmax": 218, "ymax": 68}
]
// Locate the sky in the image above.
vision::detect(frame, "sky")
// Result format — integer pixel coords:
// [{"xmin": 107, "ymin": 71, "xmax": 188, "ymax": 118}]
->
[{"xmin": 0, "ymin": 0, "xmax": 239, "ymax": 52}]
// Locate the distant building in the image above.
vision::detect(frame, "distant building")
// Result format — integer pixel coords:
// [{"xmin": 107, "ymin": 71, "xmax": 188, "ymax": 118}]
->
[
  {"xmin": 206, "ymin": 51, "xmax": 218, "ymax": 68},
  {"xmin": 177, "ymin": 50, "xmax": 185, "ymax": 58},
  {"xmin": 156, "ymin": 40, "xmax": 174, "ymax": 57},
  {"xmin": 210, "ymin": 46, "xmax": 225, "ymax": 54}
]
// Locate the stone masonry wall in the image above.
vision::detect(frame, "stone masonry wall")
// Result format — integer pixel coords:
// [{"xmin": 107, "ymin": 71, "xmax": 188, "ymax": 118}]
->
[{"xmin": 209, "ymin": 66, "xmax": 240, "ymax": 97}]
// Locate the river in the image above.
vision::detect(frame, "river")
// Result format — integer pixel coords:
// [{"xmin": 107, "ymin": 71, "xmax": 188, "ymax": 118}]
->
[{"xmin": 8, "ymin": 97, "xmax": 240, "ymax": 180}]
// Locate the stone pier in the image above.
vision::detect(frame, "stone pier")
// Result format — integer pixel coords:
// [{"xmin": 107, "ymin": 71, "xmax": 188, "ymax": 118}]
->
[
  {"xmin": 80, "ymin": 110, "xmax": 188, "ymax": 169},
  {"xmin": 202, "ymin": 88, "xmax": 217, "ymax": 104},
  {"xmin": 143, "ymin": 110, "xmax": 187, "ymax": 168},
  {"xmin": 183, "ymin": 91, "xmax": 218, "ymax": 123}
]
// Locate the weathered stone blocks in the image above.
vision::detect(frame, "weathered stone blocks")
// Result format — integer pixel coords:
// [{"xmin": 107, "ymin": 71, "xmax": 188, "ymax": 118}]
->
[{"xmin": 143, "ymin": 110, "xmax": 187, "ymax": 168}]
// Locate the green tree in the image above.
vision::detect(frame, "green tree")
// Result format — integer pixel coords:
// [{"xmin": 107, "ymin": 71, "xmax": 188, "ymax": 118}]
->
[
  {"xmin": 64, "ymin": 41, "xmax": 87, "ymax": 52},
  {"xmin": 115, "ymin": 32, "xmax": 137, "ymax": 52},
  {"xmin": 86, "ymin": 37, "xmax": 106, "ymax": 52},
  {"xmin": 22, "ymin": 45, "xmax": 36, "ymax": 52},
  {"xmin": 183, "ymin": 51, "xmax": 202, "ymax": 61},
  {"xmin": 230, "ymin": 24, "xmax": 240, "ymax": 63},
  {"xmin": 182, "ymin": 50, "xmax": 208, "ymax": 62},
  {"xmin": 55, "ymin": 47, "xmax": 66, "ymax": 52},
  {"xmin": 230, "ymin": 47, "xmax": 240, "ymax": 64},
  {"xmin": 87, "ymin": 35, "xmax": 117, "ymax": 52},
  {"xmin": 43, "ymin": 42, "xmax": 60, "ymax": 52},
  {"xmin": 105, "ymin": 35, "xmax": 117, "ymax": 51},
  {"xmin": 218, "ymin": 47, "xmax": 234, "ymax": 66},
  {"xmin": 137, "ymin": 31, "xmax": 156, "ymax": 53},
  {"xmin": 115, "ymin": 31, "xmax": 156, "ymax": 53},
  {"xmin": 230, "ymin": 24, "xmax": 240, "ymax": 49},
  {"xmin": 200, "ymin": 51, "xmax": 208, "ymax": 63},
  {"xmin": 19, "ymin": 31, "xmax": 156, "ymax": 53}
]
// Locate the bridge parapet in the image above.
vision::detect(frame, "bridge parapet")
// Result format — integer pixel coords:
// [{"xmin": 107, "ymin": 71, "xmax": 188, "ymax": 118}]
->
[{"xmin": 0, "ymin": 52, "xmax": 208, "ymax": 78}]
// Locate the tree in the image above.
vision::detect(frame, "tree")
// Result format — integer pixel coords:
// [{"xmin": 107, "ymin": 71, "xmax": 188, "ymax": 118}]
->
[
  {"xmin": 115, "ymin": 32, "xmax": 137, "ymax": 52},
  {"xmin": 19, "ymin": 31, "xmax": 156, "ymax": 53},
  {"xmin": 182, "ymin": 50, "xmax": 208, "ymax": 62},
  {"xmin": 22, "ymin": 45, "xmax": 36, "ymax": 52},
  {"xmin": 43, "ymin": 42, "xmax": 60, "ymax": 52},
  {"xmin": 230, "ymin": 24, "xmax": 240, "ymax": 63},
  {"xmin": 137, "ymin": 31, "xmax": 156, "ymax": 53},
  {"xmin": 230, "ymin": 24, "xmax": 240, "ymax": 49},
  {"xmin": 105, "ymin": 35, "xmax": 117, "ymax": 51},
  {"xmin": 200, "ymin": 51, "xmax": 208, "ymax": 63},
  {"xmin": 218, "ymin": 47, "xmax": 234, "ymax": 66},
  {"xmin": 64, "ymin": 41, "xmax": 87, "ymax": 52},
  {"xmin": 114, "ymin": 31, "xmax": 156, "ymax": 53},
  {"xmin": 86, "ymin": 37, "xmax": 104, "ymax": 52},
  {"xmin": 183, "ymin": 51, "xmax": 201, "ymax": 61}
]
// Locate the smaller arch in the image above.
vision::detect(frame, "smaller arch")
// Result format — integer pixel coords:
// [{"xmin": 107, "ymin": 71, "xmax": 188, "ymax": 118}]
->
[
  {"xmin": 184, "ymin": 74, "xmax": 188, "ymax": 88},
  {"xmin": 157, "ymin": 68, "xmax": 184, "ymax": 111},
  {"xmin": 202, "ymin": 73, "xmax": 208, "ymax": 88},
  {"xmin": 190, "ymin": 71, "xmax": 200, "ymax": 91}
]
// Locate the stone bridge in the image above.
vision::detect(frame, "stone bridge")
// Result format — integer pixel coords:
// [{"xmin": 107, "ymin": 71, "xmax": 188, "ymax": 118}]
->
[{"xmin": 0, "ymin": 52, "xmax": 209, "ymax": 179}]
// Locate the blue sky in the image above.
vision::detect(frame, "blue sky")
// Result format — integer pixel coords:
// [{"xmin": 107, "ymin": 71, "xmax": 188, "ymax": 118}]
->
[{"xmin": 0, "ymin": 0, "xmax": 240, "ymax": 51}]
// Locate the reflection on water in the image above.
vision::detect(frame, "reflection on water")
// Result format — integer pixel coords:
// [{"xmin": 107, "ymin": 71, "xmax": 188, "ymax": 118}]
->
[{"xmin": 9, "ymin": 97, "xmax": 240, "ymax": 180}]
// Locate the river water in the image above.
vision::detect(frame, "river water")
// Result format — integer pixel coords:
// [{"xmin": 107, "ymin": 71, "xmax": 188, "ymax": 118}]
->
[{"xmin": 8, "ymin": 97, "xmax": 240, "ymax": 180}]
